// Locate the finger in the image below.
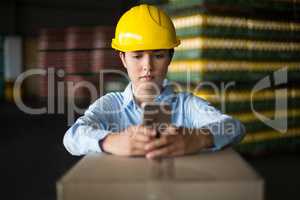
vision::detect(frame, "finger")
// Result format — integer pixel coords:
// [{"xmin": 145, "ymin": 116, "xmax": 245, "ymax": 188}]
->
[
  {"xmin": 146, "ymin": 144, "xmax": 177, "ymax": 159},
  {"xmin": 146, "ymin": 137, "xmax": 187, "ymax": 158},
  {"xmin": 138, "ymin": 126, "xmax": 157, "ymax": 137},
  {"xmin": 133, "ymin": 140, "xmax": 148, "ymax": 151},
  {"xmin": 160, "ymin": 125, "xmax": 179, "ymax": 136},
  {"xmin": 145, "ymin": 136, "xmax": 174, "ymax": 151},
  {"xmin": 127, "ymin": 141, "xmax": 147, "ymax": 156},
  {"xmin": 133, "ymin": 133, "xmax": 152, "ymax": 142}
]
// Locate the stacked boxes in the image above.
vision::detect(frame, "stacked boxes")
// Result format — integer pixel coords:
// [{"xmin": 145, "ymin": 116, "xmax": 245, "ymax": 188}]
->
[
  {"xmin": 162, "ymin": 0, "xmax": 300, "ymax": 154},
  {"xmin": 64, "ymin": 27, "xmax": 99, "ymax": 102},
  {"xmin": 36, "ymin": 26, "xmax": 127, "ymax": 104},
  {"xmin": 37, "ymin": 28, "xmax": 66, "ymax": 99}
]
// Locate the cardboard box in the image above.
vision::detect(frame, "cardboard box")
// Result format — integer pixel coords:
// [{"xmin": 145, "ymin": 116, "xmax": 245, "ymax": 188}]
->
[{"xmin": 57, "ymin": 148, "xmax": 264, "ymax": 200}]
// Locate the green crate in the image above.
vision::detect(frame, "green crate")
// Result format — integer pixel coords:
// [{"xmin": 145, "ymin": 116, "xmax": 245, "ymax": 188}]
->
[
  {"xmin": 164, "ymin": 1, "xmax": 300, "ymax": 154},
  {"xmin": 175, "ymin": 25, "xmax": 300, "ymax": 42},
  {"xmin": 173, "ymin": 49, "xmax": 300, "ymax": 62},
  {"xmin": 167, "ymin": 70, "xmax": 300, "ymax": 83},
  {"xmin": 211, "ymin": 98, "xmax": 300, "ymax": 114},
  {"xmin": 243, "ymin": 116, "xmax": 300, "ymax": 133},
  {"xmin": 166, "ymin": 0, "xmax": 300, "ymax": 14},
  {"xmin": 163, "ymin": 1, "xmax": 300, "ymax": 23}
]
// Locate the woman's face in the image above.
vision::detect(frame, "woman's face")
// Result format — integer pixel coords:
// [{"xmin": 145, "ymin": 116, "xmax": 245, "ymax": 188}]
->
[{"xmin": 119, "ymin": 50, "xmax": 171, "ymax": 96}]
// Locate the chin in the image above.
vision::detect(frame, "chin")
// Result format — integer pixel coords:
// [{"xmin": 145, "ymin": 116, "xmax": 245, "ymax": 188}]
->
[{"xmin": 139, "ymin": 82, "xmax": 161, "ymax": 92}]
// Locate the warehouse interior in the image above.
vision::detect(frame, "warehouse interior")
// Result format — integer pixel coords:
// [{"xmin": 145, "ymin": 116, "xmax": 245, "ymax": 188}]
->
[{"xmin": 1, "ymin": 0, "xmax": 300, "ymax": 200}]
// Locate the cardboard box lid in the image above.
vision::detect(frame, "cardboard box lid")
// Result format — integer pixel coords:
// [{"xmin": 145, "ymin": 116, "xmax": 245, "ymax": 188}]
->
[
  {"xmin": 57, "ymin": 148, "xmax": 264, "ymax": 200},
  {"xmin": 60, "ymin": 148, "xmax": 261, "ymax": 183}
]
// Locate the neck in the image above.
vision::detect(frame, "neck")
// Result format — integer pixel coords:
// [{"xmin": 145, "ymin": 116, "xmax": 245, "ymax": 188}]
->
[{"xmin": 132, "ymin": 84, "xmax": 162, "ymax": 107}]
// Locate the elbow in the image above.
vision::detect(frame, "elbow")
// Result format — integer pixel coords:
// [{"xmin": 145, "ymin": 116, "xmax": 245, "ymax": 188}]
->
[
  {"xmin": 232, "ymin": 119, "xmax": 246, "ymax": 145},
  {"xmin": 204, "ymin": 118, "xmax": 246, "ymax": 151},
  {"xmin": 63, "ymin": 129, "xmax": 84, "ymax": 156}
]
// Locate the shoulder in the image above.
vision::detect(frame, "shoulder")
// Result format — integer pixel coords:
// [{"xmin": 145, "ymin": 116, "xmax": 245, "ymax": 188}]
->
[
  {"xmin": 175, "ymin": 92, "xmax": 218, "ymax": 116},
  {"xmin": 175, "ymin": 91, "xmax": 210, "ymax": 106},
  {"xmin": 88, "ymin": 91, "xmax": 124, "ymax": 112}
]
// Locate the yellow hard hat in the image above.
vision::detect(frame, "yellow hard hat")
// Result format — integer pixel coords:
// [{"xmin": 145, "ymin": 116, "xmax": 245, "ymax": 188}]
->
[{"xmin": 111, "ymin": 4, "xmax": 180, "ymax": 52}]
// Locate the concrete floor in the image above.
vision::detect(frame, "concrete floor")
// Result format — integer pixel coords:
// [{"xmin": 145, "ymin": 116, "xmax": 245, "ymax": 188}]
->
[{"xmin": 1, "ymin": 101, "xmax": 299, "ymax": 200}]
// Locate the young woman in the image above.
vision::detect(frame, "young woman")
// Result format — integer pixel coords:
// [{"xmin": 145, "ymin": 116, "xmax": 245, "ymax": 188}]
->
[{"xmin": 63, "ymin": 4, "xmax": 245, "ymax": 159}]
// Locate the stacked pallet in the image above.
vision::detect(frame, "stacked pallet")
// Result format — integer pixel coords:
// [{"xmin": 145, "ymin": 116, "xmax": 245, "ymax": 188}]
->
[
  {"xmin": 0, "ymin": 36, "xmax": 3, "ymax": 100},
  {"xmin": 64, "ymin": 27, "xmax": 99, "ymax": 102},
  {"xmin": 37, "ymin": 28, "xmax": 66, "ymax": 99},
  {"xmin": 163, "ymin": 0, "xmax": 300, "ymax": 154},
  {"xmin": 37, "ymin": 26, "xmax": 127, "ymax": 104}
]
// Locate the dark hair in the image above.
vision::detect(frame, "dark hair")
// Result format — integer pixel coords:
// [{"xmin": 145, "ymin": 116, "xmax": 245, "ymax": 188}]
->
[
  {"xmin": 169, "ymin": 49, "xmax": 174, "ymax": 60},
  {"xmin": 119, "ymin": 49, "xmax": 174, "ymax": 61}
]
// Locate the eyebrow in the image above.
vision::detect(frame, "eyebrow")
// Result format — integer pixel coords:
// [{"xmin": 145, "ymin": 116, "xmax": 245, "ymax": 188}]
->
[{"xmin": 133, "ymin": 50, "xmax": 166, "ymax": 53}]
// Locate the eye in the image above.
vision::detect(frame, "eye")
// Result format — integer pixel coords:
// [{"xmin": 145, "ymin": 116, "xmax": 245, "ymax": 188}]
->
[
  {"xmin": 154, "ymin": 54, "xmax": 165, "ymax": 59},
  {"xmin": 132, "ymin": 54, "xmax": 142, "ymax": 59}
]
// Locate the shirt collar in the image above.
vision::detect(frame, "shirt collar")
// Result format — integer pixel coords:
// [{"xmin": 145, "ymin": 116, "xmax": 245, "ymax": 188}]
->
[{"xmin": 122, "ymin": 79, "xmax": 176, "ymax": 107}]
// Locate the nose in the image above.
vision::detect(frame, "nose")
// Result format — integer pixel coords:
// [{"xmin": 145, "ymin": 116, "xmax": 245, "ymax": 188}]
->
[{"xmin": 142, "ymin": 54, "xmax": 153, "ymax": 72}]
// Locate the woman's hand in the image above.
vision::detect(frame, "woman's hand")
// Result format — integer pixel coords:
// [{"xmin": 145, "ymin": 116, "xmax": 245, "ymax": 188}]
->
[
  {"xmin": 144, "ymin": 125, "xmax": 214, "ymax": 159},
  {"xmin": 101, "ymin": 125, "xmax": 156, "ymax": 156}
]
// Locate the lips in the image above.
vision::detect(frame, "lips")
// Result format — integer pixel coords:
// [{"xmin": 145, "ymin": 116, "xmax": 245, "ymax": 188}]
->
[{"xmin": 140, "ymin": 75, "xmax": 154, "ymax": 81}]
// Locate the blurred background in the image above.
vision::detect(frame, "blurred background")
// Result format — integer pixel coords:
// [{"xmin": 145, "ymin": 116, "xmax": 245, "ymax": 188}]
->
[{"xmin": 0, "ymin": 0, "xmax": 300, "ymax": 200}]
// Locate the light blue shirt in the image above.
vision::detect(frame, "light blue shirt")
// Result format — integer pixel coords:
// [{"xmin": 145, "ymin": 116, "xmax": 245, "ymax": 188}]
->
[{"xmin": 63, "ymin": 79, "xmax": 246, "ymax": 156}]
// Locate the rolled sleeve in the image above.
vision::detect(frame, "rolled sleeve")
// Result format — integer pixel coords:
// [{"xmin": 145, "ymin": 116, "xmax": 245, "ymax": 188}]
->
[
  {"xmin": 185, "ymin": 94, "xmax": 246, "ymax": 151},
  {"xmin": 205, "ymin": 117, "xmax": 246, "ymax": 151},
  {"xmin": 63, "ymin": 94, "xmax": 117, "ymax": 156},
  {"xmin": 63, "ymin": 121, "xmax": 111, "ymax": 156}
]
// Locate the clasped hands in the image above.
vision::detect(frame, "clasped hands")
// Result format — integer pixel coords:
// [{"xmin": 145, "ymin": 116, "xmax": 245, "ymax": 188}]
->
[{"xmin": 101, "ymin": 125, "xmax": 213, "ymax": 159}]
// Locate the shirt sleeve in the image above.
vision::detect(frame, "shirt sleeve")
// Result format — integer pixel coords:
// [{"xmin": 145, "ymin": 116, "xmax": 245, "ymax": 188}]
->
[
  {"xmin": 63, "ymin": 94, "xmax": 117, "ymax": 156},
  {"xmin": 184, "ymin": 94, "xmax": 246, "ymax": 151}
]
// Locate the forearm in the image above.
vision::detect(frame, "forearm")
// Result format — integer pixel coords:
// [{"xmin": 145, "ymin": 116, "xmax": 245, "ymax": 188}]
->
[
  {"xmin": 182, "ymin": 127, "xmax": 214, "ymax": 152},
  {"xmin": 63, "ymin": 117, "xmax": 111, "ymax": 156}
]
